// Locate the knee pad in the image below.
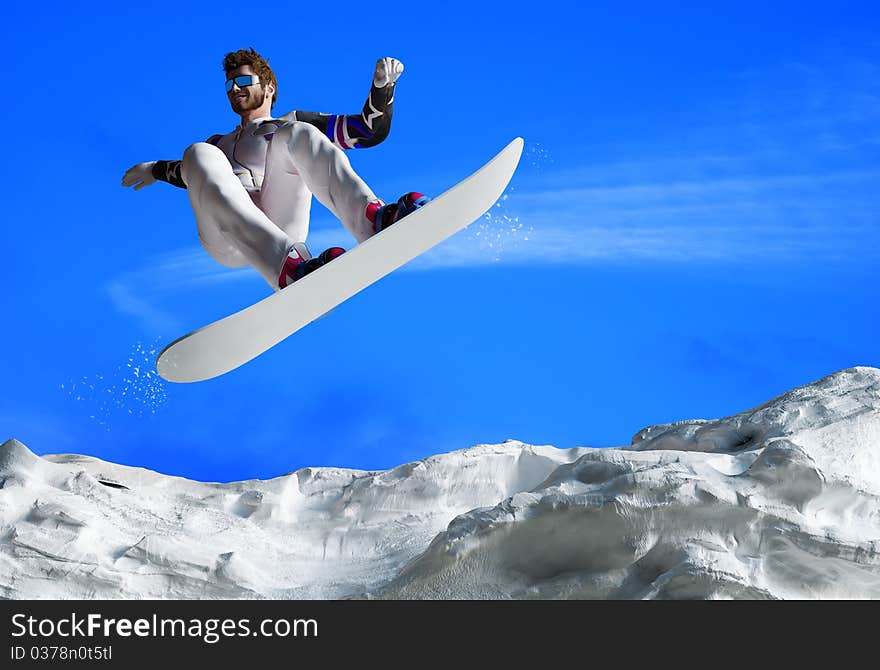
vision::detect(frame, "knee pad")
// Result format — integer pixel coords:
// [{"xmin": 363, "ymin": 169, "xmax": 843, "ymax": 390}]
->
[
  {"xmin": 182, "ymin": 142, "xmax": 232, "ymax": 184},
  {"xmin": 183, "ymin": 142, "xmax": 225, "ymax": 169}
]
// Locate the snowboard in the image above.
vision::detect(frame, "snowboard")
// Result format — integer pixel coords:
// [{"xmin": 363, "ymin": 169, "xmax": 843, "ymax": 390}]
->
[{"xmin": 156, "ymin": 137, "xmax": 524, "ymax": 383}]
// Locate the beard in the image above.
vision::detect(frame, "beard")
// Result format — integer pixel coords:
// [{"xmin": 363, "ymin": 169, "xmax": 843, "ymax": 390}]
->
[{"xmin": 230, "ymin": 87, "xmax": 266, "ymax": 114}]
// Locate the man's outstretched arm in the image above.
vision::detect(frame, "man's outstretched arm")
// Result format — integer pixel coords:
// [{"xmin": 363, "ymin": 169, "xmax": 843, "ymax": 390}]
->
[
  {"xmin": 272, "ymin": 57, "xmax": 404, "ymax": 149},
  {"xmin": 122, "ymin": 133, "xmax": 223, "ymax": 191},
  {"xmin": 122, "ymin": 159, "xmax": 187, "ymax": 190}
]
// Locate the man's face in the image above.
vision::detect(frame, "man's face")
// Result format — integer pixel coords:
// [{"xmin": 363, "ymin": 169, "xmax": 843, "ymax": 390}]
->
[{"xmin": 225, "ymin": 64, "xmax": 271, "ymax": 114}]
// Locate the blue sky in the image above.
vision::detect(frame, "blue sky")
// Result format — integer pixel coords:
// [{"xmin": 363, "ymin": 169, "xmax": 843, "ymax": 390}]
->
[{"xmin": 1, "ymin": 1, "xmax": 878, "ymax": 481}]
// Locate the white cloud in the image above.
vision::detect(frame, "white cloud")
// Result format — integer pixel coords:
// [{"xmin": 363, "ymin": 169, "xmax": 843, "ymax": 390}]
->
[
  {"xmin": 104, "ymin": 248, "xmax": 251, "ymax": 333},
  {"xmin": 106, "ymin": 280, "xmax": 181, "ymax": 334},
  {"xmin": 407, "ymin": 156, "xmax": 880, "ymax": 269}
]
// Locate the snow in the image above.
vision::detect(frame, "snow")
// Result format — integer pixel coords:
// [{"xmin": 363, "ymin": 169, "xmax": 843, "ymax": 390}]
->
[{"xmin": 2, "ymin": 367, "xmax": 879, "ymax": 599}]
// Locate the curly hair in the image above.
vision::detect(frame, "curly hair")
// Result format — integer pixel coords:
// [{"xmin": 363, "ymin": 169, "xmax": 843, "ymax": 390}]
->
[{"xmin": 223, "ymin": 48, "xmax": 278, "ymax": 108}]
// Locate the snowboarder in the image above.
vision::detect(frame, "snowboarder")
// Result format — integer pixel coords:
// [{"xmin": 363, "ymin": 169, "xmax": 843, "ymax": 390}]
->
[{"xmin": 122, "ymin": 48, "xmax": 429, "ymax": 290}]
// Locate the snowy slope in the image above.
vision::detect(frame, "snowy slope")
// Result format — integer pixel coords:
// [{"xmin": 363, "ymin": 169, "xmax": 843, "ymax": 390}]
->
[{"xmin": 2, "ymin": 367, "xmax": 879, "ymax": 599}]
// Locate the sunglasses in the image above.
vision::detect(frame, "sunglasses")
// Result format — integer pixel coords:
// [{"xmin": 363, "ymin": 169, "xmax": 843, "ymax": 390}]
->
[{"xmin": 225, "ymin": 75, "xmax": 260, "ymax": 92}]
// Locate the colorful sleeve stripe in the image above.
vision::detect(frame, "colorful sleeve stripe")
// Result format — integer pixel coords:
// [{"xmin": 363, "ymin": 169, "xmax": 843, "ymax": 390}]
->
[
  {"xmin": 336, "ymin": 116, "xmax": 354, "ymax": 149},
  {"xmin": 326, "ymin": 115, "xmax": 338, "ymax": 143},
  {"xmin": 347, "ymin": 117, "xmax": 372, "ymax": 144}
]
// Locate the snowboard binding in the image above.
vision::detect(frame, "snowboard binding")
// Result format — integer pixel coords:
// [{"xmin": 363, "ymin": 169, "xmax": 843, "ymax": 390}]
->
[
  {"xmin": 367, "ymin": 192, "xmax": 431, "ymax": 234},
  {"xmin": 279, "ymin": 244, "xmax": 345, "ymax": 289}
]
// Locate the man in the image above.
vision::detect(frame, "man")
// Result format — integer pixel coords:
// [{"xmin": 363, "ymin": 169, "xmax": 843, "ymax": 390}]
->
[{"xmin": 122, "ymin": 48, "xmax": 428, "ymax": 290}]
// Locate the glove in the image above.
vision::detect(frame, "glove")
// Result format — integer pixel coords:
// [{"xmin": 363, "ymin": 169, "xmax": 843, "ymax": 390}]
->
[
  {"xmin": 373, "ymin": 57, "xmax": 404, "ymax": 88},
  {"xmin": 122, "ymin": 162, "xmax": 157, "ymax": 191}
]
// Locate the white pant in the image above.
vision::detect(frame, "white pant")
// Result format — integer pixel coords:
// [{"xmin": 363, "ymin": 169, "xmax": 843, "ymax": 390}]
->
[{"xmin": 180, "ymin": 122, "xmax": 378, "ymax": 288}]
